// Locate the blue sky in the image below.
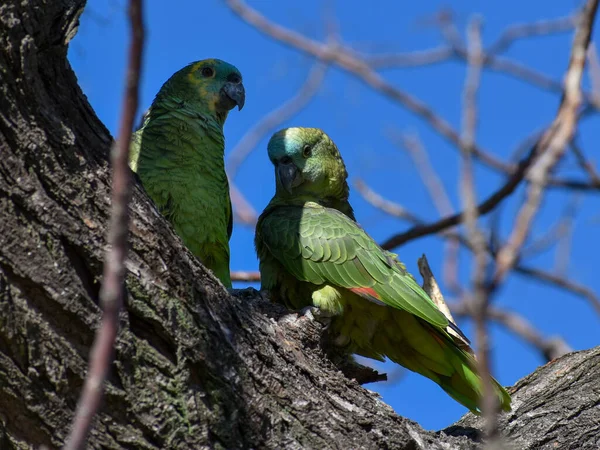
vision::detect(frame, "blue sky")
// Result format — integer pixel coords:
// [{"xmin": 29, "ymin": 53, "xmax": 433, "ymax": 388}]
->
[{"xmin": 69, "ymin": 0, "xmax": 600, "ymax": 430}]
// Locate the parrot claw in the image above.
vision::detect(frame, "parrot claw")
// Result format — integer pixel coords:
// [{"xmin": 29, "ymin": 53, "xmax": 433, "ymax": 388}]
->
[
  {"xmin": 279, "ymin": 306, "xmax": 332, "ymax": 328},
  {"xmin": 301, "ymin": 306, "xmax": 333, "ymax": 326}
]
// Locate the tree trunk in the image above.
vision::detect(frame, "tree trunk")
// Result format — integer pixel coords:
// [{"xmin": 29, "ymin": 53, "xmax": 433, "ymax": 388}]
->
[{"xmin": 0, "ymin": 1, "xmax": 598, "ymax": 449}]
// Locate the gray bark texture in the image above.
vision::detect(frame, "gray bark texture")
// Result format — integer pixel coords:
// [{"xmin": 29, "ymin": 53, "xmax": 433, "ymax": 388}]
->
[{"xmin": 0, "ymin": 0, "xmax": 598, "ymax": 449}]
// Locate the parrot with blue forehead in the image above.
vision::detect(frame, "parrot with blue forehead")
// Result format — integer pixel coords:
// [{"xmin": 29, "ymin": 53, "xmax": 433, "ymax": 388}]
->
[
  {"xmin": 255, "ymin": 127, "xmax": 511, "ymax": 413},
  {"xmin": 130, "ymin": 58, "xmax": 245, "ymax": 287}
]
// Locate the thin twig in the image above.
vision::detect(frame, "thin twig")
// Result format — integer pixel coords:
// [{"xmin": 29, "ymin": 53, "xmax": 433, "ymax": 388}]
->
[
  {"xmin": 494, "ymin": 0, "xmax": 599, "ymax": 286},
  {"xmin": 450, "ymin": 302, "xmax": 572, "ymax": 361},
  {"xmin": 460, "ymin": 16, "xmax": 498, "ymax": 434},
  {"xmin": 487, "ymin": 15, "xmax": 577, "ymax": 55},
  {"xmin": 64, "ymin": 1, "xmax": 144, "ymax": 449},
  {"xmin": 515, "ymin": 265, "xmax": 600, "ymax": 316},
  {"xmin": 521, "ymin": 195, "xmax": 581, "ymax": 258},
  {"xmin": 380, "ymin": 138, "xmax": 540, "ymax": 250},
  {"xmin": 571, "ymin": 140, "xmax": 600, "ymax": 185},
  {"xmin": 367, "ymin": 46, "xmax": 454, "ymax": 69},
  {"xmin": 391, "ymin": 131, "xmax": 454, "ymax": 216},
  {"xmin": 433, "ymin": 8, "xmax": 464, "ymax": 50},
  {"xmin": 391, "ymin": 131, "xmax": 461, "ymax": 294},
  {"xmin": 380, "ymin": 114, "xmax": 599, "ymax": 251},
  {"xmin": 553, "ymin": 207, "xmax": 576, "ymax": 276},
  {"xmin": 231, "ymin": 270, "xmax": 261, "ymax": 282},
  {"xmin": 230, "ymin": 182, "xmax": 258, "ymax": 226},
  {"xmin": 353, "ymin": 179, "xmax": 424, "ymax": 224},
  {"xmin": 588, "ymin": 42, "xmax": 600, "ymax": 104},
  {"xmin": 483, "ymin": 54, "xmax": 564, "ymax": 93}
]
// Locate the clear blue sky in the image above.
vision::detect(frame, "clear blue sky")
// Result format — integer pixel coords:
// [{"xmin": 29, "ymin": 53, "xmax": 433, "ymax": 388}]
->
[{"xmin": 69, "ymin": 0, "xmax": 600, "ymax": 430}]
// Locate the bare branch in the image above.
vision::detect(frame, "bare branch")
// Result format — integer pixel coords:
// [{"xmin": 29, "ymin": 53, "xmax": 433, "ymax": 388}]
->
[
  {"xmin": 522, "ymin": 195, "xmax": 581, "ymax": 258},
  {"xmin": 571, "ymin": 140, "xmax": 600, "ymax": 185},
  {"xmin": 231, "ymin": 270, "xmax": 261, "ymax": 283},
  {"xmin": 230, "ymin": 182, "xmax": 258, "ymax": 226},
  {"xmin": 450, "ymin": 302, "xmax": 572, "ymax": 361},
  {"xmin": 483, "ymin": 54, "xmax": 564, "ymax": 93},
  {"xmin": 380, "ymin": 140, "xmax": 539, "ymax": 250},
  {"xmin": 588, "ymin": 42, "xmax": 600, "ymax": 103},
  {"xmin": 553, "ymin": 216, "xmax": 575, "ymax": 277},
  {"xmin": 380, "ymin": 35, "xmax": 599, "ymax": 252},
  {"xmin": 391, "ymin": 131, "xmax": 454, "ymax": 216},
  {"xmin": 226, "ymin": 62, "xmax": 328, "ymax": 179},
  {"xmin": 391, "ymin": 131, "xmax": 462, "ymax": 293},
  {"xmin": 353, "ymin": 178, "xmax": 424, "ymax": 224},
  {"xmin": 515, "ymin": 265, "xmax": 600, "ymax": 316},
  {"xmin": 64, "ymin": 1, "xmax": 144, "ymax": 449},
  {"xmin": 494, "ymin": 0, "xmax": 599, "ymax": 285},
  {"xmin": 353, "ymin": 180, "xmax": 474, "ymax": 251},
  {"xmin": 459, "ymin": 16, "xmax": 499, "ymax": 434},
  {"xmin": 367, "ymin": 46, "xmax": 454, "ymax": 69},
  {"xmin": 487, "ymin": 15, "xmax": 577, "ymax": 55}
]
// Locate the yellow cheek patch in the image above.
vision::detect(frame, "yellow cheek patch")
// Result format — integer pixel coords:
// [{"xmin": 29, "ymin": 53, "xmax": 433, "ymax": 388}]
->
[
  {"xmin": 185, "ymin": 62, "xmax": 220, "ymax": 111},
  {"xmin": 199, "ymin": 89, "xmax": 219, "ymax": 112}
]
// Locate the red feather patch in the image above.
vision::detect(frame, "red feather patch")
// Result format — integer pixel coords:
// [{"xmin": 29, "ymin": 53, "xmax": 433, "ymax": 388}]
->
[{"xmin": 350, "ymin": 287, "xmax": 380, "ymax": 299}]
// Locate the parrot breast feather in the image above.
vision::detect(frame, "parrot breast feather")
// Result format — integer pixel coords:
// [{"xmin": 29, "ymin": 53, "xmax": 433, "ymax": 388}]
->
[{"xmin": 259, "ymin": 203, "xmax": 449, "ymax": 329}]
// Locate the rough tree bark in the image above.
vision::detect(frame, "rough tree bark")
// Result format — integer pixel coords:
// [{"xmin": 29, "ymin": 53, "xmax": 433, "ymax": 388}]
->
[{"xmin": 0, "ymin": 0, "xmax": 598, "ymax": 449}]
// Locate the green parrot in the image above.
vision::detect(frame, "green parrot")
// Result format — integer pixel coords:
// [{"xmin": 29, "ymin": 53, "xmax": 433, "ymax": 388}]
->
[
  {"xmin": 255, "ymin": 127, "xmax": 511, "ymax": 413},
  {"xmin": 130, "ymin": 59, "xmax": 245, "ymax": 288}
]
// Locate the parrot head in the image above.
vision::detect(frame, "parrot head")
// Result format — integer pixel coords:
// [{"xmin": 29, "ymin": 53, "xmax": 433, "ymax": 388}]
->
[
  {"xmin": 162, "ymin": 58, "xmax": 245, "ymax": 119},
  {"xmin": 267, "ymin": 127, "xmax": 348, "ymax": 199}
]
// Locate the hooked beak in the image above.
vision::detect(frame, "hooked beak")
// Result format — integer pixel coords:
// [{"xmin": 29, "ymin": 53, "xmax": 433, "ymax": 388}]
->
[
  {"xmin": 277, "ymin": 161, "xmax": 303, "ymax": 194},
  {"xmin": 222, "ymin": 81, "xmax": 246, "ymax": 111}
]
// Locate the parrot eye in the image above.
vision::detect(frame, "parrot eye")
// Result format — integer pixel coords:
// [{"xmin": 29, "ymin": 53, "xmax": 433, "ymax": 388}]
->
[
  {"xmin": 201, "ymin": 67, "xmax": 215, "ymax": 77},
  {"xmin": 302, "ymin": 144, "xmax": 312, "ymax": 158}
]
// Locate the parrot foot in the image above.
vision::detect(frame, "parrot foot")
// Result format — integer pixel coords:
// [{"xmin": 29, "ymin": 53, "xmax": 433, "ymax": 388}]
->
[
  {"xmin": 301, "ymin": 306, "xmax": 334, "ymax": 327},
  {"xmin": 279, "ymin": 306, "xmax": 332, "ymax": 328}
]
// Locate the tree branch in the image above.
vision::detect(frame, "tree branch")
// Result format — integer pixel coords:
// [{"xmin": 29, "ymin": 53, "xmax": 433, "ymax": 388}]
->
[
  {"xmin": 515, "ymin": 265, "xmax": 600, "ymax": 316},
  {"xmin": 487, "ymin": 15, "xmax": 577, "ymax": 55},
  {"xmin": 450, "ymin": 302, "xmax": 572, "ymax": 361},
  {"xmin": 64, "ymin": 1, "xmax": 144, "ymax": 449},
  {"xmin": 231, "ymin": 270, "xmax": 261, "ymax": 283},
  {"xmin": 494, "ymin": 0, "xmax": 599, "ymax": 285},
  {"xmin": 457, "ymin": 16, "xmax": 501, "ymax": 435}
]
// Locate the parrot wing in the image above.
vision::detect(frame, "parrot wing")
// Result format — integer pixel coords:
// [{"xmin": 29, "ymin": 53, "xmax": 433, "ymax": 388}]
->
[{"xmin": 259, "ymin": 203, "xmax": 449, "ymax": 329}]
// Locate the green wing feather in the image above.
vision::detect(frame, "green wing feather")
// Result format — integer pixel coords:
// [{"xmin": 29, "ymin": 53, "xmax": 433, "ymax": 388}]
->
[{"xmin": 260, "ymin": 202, "xmax": 449, "ymax": 329}]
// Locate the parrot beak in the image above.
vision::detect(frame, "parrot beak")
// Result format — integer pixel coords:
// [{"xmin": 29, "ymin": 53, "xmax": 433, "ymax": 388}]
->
[
  {"xmin": 222, "ymin": 81, "xmax": 246, "ymax": 111},
  {"xmin": 277, "ymin": 161, "xmax": 303, "ymax": 194}
]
